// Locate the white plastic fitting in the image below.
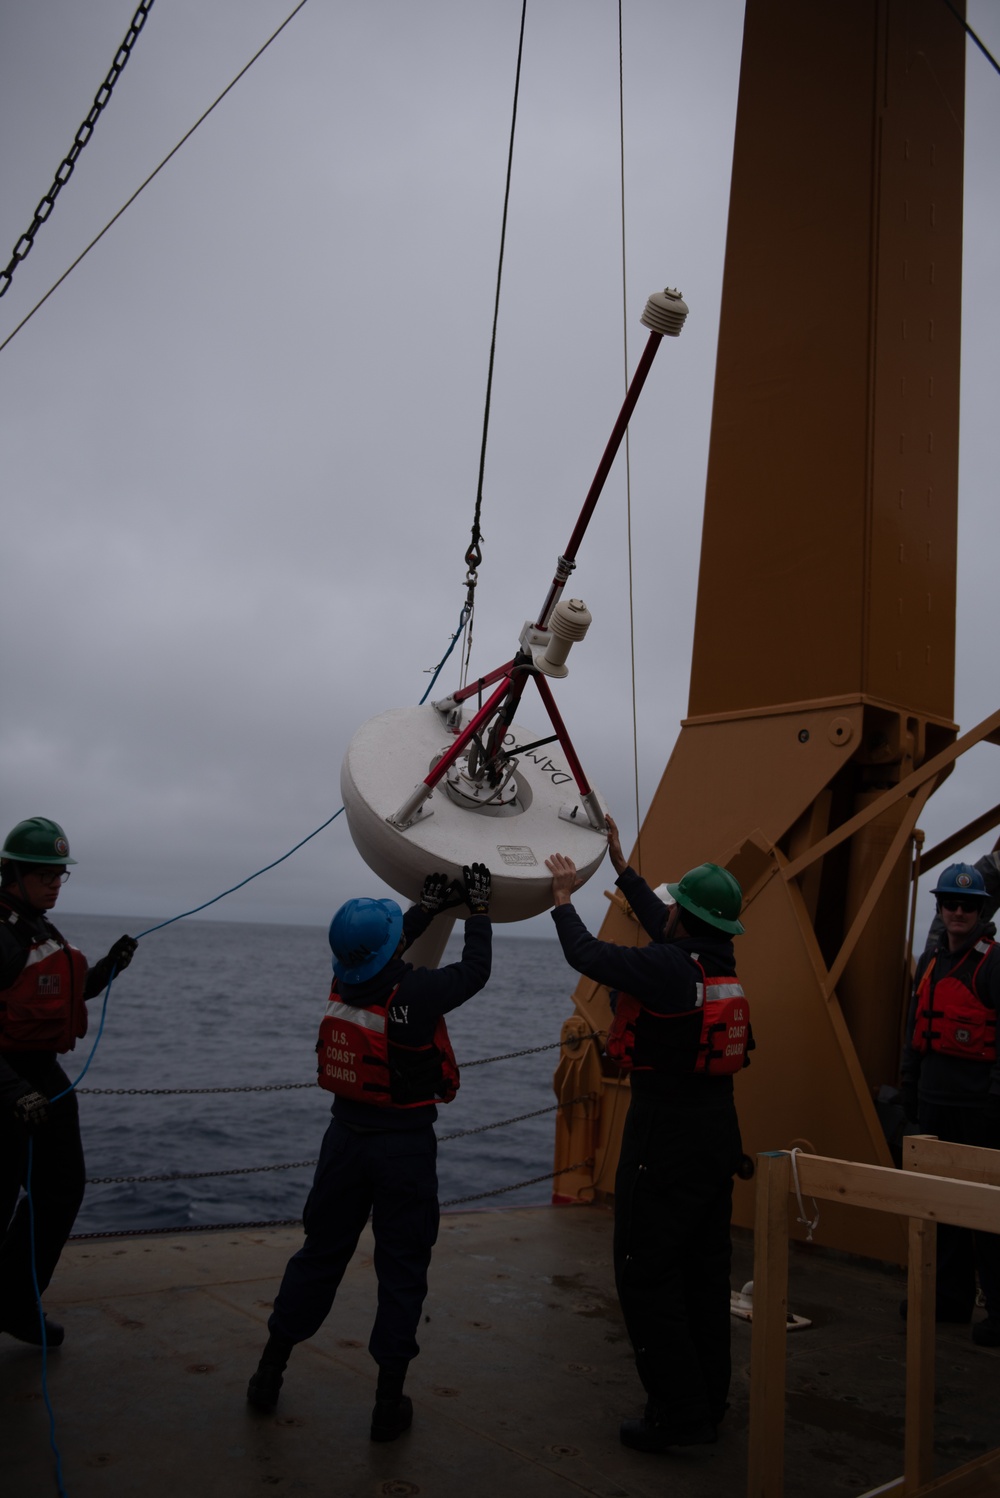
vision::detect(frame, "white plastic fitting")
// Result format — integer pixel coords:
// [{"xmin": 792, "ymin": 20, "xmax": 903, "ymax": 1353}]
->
[
  {"xmin": 641, "ymin": 287, "xmax": 688, "ymax": 337},
  {"xmin": 536, "ymin": 597, "xmax": 592, "ymax": 678}
]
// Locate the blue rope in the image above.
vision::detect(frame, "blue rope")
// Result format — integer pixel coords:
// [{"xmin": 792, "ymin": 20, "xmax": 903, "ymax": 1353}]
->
[
  {"xmin": 26, "ymin": 1142, "xmax": 69, "ymax": 1497},
  {"xmin": 419, "ymin": 605, "xmax": 470, "ymax": 705},
  {"xmin": 135, "ymin": 805, "xmax": 345, "ymax": 938},
  {"xmin": 25, "ymin": 801, "xmax": 347, "ymax": 1491},
  {"xmin": 24, "ymin": 632, "xmax": 462, "ymax": 1483}
]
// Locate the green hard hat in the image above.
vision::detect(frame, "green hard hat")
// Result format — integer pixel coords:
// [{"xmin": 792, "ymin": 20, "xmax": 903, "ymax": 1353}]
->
[
  {"xmin": 666, "ymin": 862, "xmax": 744, "ymax": 935},
  {"xmin": 1, "ymin": 817, "xmax": 77, "ymax": 866}
]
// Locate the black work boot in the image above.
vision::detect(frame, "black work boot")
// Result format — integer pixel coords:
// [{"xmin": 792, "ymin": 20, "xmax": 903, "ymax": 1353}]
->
[
  {"xmin": 371, "ymin": 1395, "xmax": 413, "ymax": 1442},
  {"xmin": 619, "ymin": 1399, "xmax": 717, "ymax": 1453},
  {"xmin": 2, "ymin": 1311, "xmax": 65, "ymax": 1348},
  {"xmin": 370, "ymin": 1361, "xmax": 412, "ymax": 1442},
  {"xmin": 247, "ymin": 1331, "xmax": 294, "ymax": 1412}
]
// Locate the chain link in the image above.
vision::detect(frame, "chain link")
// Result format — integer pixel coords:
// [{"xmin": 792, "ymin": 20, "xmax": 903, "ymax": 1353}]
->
[
  {"xmin": 76, "ymin": 1035, "xmax": 600, "ymax": 1096},
  {"xmin": 87, "ymin": 1159, "xmax": 318, "ymax": 1186},
  {"xmin": 84, "ymin": 1097, "xmax": 597, "ymax": 1185},
  {"xmin": 463, "ymin": 1033, "xmax": 598, "ymax": 1067},
  {"xmin": 437, "ymin": 1094, "xmax": 595, "ymax": 1142},
  {"xmin": 0, "ymin": 0, "xmax": 156, "ymax": 299},
  {"xmin": 441, "ymin": 1159, "xmax": 594, "ymax": 1209},
  {"xmin": 77, "ymin": 1082, "xmax": 315, "ymax": 1096},
  {"xmin": 68, "ymin": 1160, "xmax": 595, "ymax": 1238}
]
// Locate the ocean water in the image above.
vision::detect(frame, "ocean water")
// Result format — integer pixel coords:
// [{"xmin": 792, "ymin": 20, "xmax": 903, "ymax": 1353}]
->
[{"xmin": 51, "ymin": 914, "xmax": 581, "ymax": 1237}]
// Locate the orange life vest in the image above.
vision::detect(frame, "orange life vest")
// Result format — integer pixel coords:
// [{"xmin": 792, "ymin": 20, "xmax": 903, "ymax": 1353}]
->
[
  {"xmin": 911, "ymin": 939, "xmax": 997, "ymax": 1062},
  {"xmin": 316, "ymin": 979, "xmax": 459, "ymax": 1108},
  {"xmin": 0, "ymin": 905, "xmax": 89, "ymax": 1052},
  {"xmin": 606, "ymin": 960, "xmax": 750, "ymax": 1077}
]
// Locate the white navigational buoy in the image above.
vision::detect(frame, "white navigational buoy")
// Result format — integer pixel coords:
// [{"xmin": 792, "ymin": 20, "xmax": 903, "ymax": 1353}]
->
[
  {"xmin": 341, "ymin": 288, "xmax": 688, "ymax": 925},
  {"xmin": 341, "ymin": 700, "xmax": 608, "ymax": 922}
]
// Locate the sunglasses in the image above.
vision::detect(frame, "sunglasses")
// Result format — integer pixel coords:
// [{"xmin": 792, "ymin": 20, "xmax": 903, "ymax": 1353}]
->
[{"xmin": 938, "ymin": 897, "xmax": 983, "ymax": 914}]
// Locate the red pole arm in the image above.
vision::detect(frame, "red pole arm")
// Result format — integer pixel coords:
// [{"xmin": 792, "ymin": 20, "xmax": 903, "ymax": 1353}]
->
[{"xmin": 534, "ymin": 327, "xmax": 663, "ymax": 629}]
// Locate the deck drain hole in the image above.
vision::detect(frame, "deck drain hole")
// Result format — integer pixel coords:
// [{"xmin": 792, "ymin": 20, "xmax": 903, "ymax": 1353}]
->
[
  {"xmin": 380, "ymin": 1483, "xmax": 420, "ymax": 1496},
  {"xmin": 548, "ymin": 1445, "xmax": 580, "ymax": 1457}
]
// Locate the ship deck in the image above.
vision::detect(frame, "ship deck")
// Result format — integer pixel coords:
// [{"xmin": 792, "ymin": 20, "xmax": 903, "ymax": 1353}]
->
[{"xmin": 4, "ymin": 1204, "xmax": 1000, "ymax": 1497}]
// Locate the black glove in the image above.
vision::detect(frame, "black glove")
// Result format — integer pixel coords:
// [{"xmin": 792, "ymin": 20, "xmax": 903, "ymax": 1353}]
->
[
  {"xmin": 13, "ymin": 1089, "xmax": 49, "ymax": 1131},
  {"xmin": 419, "ymin": 873, "xmax": 464, "ymax": 916},
  {"xmin": 900, "ymin": 1082, "xmax": 919, "ymax": 1124},
  {"xmin": 985, "ymin": 1093, "xmax": 1000, "ymax": 1126},
  {"xmin": 107, "ymin": 935, "xmax": 138, "ymax": 973},
  {"xmin": 462, "ymin": 863, "xmax": 492, "ymax": 916}
]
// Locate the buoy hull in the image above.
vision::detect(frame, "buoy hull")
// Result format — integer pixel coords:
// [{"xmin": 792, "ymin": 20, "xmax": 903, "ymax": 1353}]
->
[{"xmin": 341, "ymin": 705, "xmax": 608, "ymax": 922}]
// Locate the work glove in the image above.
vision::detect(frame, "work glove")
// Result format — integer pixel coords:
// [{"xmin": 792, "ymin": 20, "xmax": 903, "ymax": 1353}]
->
[
  {"xmin": 106, "ymin": 935, "xmax": 138, "ymax": 973},
  {"xmin": 13, "ymin": 1088, "xmax": 49, "ymax": 1131},
  {"xmin": 900, "ymin": 1082, "xmax": 919, "ymax": 1124},
  {"xmin": 462, "ymin": 863, "xmax": 492, "ymax": 916},
  {"xmin": 419, "ymin": 872, "xmax": 464, "ymax": 916}
]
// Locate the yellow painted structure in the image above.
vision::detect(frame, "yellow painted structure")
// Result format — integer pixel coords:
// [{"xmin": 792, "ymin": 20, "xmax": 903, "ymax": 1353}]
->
[{"xmin": 553, "ymin": 0, "xmax": 1000, "ymax": 1261}]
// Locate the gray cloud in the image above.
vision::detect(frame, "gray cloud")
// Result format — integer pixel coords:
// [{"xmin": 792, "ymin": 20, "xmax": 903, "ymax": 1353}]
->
[{"xmin": 1, "ymin": 1, "xmax": 996, "ymax": 947}]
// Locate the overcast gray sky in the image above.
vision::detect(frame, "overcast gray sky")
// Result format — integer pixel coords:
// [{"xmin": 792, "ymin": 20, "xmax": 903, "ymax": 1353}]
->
[{"xmin": 1, "ymin": 1, "xmax": 997, "ymax": 942}]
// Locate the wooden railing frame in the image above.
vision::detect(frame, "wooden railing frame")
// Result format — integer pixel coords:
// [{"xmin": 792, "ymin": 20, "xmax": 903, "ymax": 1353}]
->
[{"xmin": 748, "ymin": 1142, "xmax": 1000, "ymax": 1498}]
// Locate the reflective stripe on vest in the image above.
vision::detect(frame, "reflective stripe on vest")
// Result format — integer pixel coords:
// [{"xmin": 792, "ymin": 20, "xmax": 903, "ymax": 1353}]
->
[
  {"xmin": 0, "ymin": 927, "xmax": 89, "ymax": 1052},
  {"xmin": 317, "ymin": 980, "xmax": 459, "ymax": 1107},
  {"xmin": 606, "ymin": 963, "xmax": 750, "ymax": 1077}
]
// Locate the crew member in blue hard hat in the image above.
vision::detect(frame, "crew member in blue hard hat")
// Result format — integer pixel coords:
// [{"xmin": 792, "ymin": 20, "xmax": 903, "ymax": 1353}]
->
[
  {"xmin": 546, "ymin": 815, "xmax": 753, "ymax": 1454},
  {"xmin": 900, "ymin": 859, "xmax": 1000, "ymax": 1345},
  {"xmin": 922, "ymin": 837, "xmax": 1000, "ymax": 954},
  {"xmin": 247, "ymin": 864, "xmax": 492, "ymax": 1441},
  {"xmin": 0, "ymin": 817, "xmax": 137, "ymax": 1348}
]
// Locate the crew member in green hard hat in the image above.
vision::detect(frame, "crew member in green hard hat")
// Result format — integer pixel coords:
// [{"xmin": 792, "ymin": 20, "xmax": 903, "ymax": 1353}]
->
[
  {"xmin": 899, "ymin": 858, "xmax": 1000, "ymax": 1345},
  {"xmin": 0, "ymin": 817, "xmax": 138, "ymax": 1348},
  {"xmin": 546, "ymin": 815, "xmax": 753, "ymax": 1455}
]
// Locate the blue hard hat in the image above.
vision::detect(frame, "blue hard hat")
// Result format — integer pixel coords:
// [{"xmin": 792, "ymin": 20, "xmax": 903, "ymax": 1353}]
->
[
  {"xmin": 931, "ymin": 863, "xmax": 988, "ymax": 900},
  {"xmin": 329, "ymin": 897, "xmax": 404, "ymax": 984}
]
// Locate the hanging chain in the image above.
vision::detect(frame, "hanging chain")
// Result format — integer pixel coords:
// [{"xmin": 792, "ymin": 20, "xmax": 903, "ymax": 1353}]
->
[{"xmin": 0, "ymin": 0, "xmax": 157, "ymax": 299}]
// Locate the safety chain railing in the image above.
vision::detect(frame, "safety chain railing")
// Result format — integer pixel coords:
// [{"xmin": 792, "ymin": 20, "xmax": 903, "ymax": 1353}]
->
[
  {"xmin": 70, "ymin": 1034, "xmax": 603, "ymax": 1238},
  {"xmin": 0, "ymin": 0, "xmax": 156, "ymax": 298},
  {"xmin": 68, "ymin": 1160, "xmax": 596, "ymax": 1241},
  {"xmin": 73, "ymin": 1034, "xmax": 597, "ymax": 1096},
  {"xmin": 81, "ymin": 1095, "xmax": 598, "ymax": 1186}
]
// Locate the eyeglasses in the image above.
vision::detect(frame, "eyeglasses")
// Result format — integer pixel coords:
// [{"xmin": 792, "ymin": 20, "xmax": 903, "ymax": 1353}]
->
[
  {"xmin": 34, "ymin": 868, "xmax": 71, "ymax": 885},
  {"xmin": 939, "ymin": 897, "xmax": 982, "ymax": 913}
]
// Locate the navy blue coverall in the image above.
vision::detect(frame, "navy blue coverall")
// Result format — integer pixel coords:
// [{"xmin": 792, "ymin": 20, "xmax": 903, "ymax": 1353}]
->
[
  {"xmin": 269, "ymin": 905, "xmax": 491, "ymax": 1371},
  {"xmin": 551, "ymin": 866, "xmax": 748, "ymax": 1433}
]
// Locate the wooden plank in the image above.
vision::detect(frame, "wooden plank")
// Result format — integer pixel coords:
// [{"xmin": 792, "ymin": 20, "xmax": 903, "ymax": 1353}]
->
[
  {"xmin": 908, "ymin": 1446, "xmax": 1000, "ymax": 1495},
  {"xmin": 904, "ymin": 1215, "xmax": 937, "ymax": 1490},
  {"xmin": 748, "ymin": 1153, "xmax": 791, "ymax": 1498},
  {"xmin": 904, "ymin": 1136, "xmax": 1000, "ymax": 1188},
  {"xmin": 789, "ymin": 1153, "xmax": 1000, "ymax": 1234}
]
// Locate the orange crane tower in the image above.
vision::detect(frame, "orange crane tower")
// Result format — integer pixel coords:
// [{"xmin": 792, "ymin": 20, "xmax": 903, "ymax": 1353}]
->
[{"xmin": 553, "ymin": 0, "xmax": 999, "ymax": 1260}]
